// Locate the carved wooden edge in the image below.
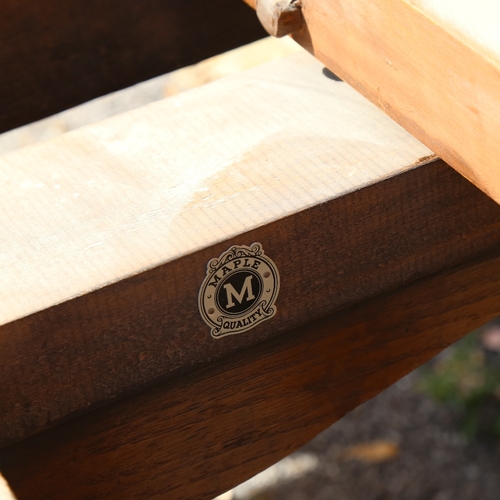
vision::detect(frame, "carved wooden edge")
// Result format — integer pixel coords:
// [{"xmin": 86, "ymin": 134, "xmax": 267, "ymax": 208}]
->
[
  {"xmin": 2, "ymin": 247, "xmax": 500, "ymax": 499},
  {"xmin": 256, "ymin": 0, "xmax": 303, "ymax": 37},
  {"xmin": 0, "ymin": 0, "xmax": 265, "ymax": 133}
]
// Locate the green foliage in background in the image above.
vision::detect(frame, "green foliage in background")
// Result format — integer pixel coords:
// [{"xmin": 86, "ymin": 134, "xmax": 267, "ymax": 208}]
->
[{"xmin": 418, "ymin": 331, "xmax": 500, "ymax": 440}]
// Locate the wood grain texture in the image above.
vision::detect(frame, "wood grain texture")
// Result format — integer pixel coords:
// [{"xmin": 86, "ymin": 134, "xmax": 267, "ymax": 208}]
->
[
  {"xmin": 0, "ymin": 0, "xmax": 265, "ymax": 133},
  {"xmin": 250, "ymin": 0, "xmax": 500, "ymax": 203},
  {"xmin": 2, "ymin": 248, "xmax": 500, "ymax": 500},
  {"xmin": 2, "ymin": 52, "xmax": 500, "ymax": 447}
]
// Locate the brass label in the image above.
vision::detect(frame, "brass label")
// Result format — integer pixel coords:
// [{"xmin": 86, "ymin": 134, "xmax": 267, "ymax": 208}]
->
[{"xmin": 198, "ymin": 243, "xmax": 280, "ymax": 338}]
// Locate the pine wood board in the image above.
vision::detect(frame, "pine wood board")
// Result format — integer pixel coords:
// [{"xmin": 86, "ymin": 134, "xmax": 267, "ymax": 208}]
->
[
  {"xmin": 2, "ymin": 248, "xmax": 500, "ymax": 500},
  {"xmin": 2, "ymin": 52, "xmax": 500, "ymax": 447},
  {"xmin": 245, "ymin": 0, "xmax": 500, "ymax": 203},
  {"xmin": 0, "ymin": 37, "xmax": 301, "ymax": 156}
]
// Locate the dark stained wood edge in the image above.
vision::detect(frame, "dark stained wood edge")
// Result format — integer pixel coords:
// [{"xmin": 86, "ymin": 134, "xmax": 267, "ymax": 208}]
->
[
  {"xmin": 0, "ymin": 0, "xmax": 265, "ymax": 133},
  {"xmin": 2, "ymin": 159, "xmax": 500, "ymax": 447},
  {"xmin": 2, "ymin": 247, "xmax": 500, "ymax": 500}
]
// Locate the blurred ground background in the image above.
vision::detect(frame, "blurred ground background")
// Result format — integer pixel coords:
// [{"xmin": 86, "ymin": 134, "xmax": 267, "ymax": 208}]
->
[
  {"xmin": 217, "ymin": 322, "xmax": 500, "ymax": 500},
  {"xmin": 2, "ymin": 36, "xmax": 499, "ymax": 500}
]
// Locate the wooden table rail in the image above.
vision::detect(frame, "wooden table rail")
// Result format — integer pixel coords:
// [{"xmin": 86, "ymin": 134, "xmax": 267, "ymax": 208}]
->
[{"xmin": 2, "ymin": 50, "xmax": 500, "ymax": 499}]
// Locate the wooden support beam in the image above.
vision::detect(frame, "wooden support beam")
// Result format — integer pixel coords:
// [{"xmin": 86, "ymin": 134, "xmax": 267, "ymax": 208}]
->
[
  {"xmin": 0, "ymin": 0, "xmax": 265, "ymax": 133},
  {"xmin": 2, "ymin": 247, "xmax": 500, "ymax": 499},
  {"xmin": 2, "ymin": 52, "xmax": 500, "ymax": 449},
  {"xmin": 245, "ymin": 0, "xmax": 500, "ymax": 204}
]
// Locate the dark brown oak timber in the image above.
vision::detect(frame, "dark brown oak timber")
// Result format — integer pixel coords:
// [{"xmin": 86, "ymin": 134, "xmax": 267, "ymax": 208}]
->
[
  {"xmin": 2, "ymin": 53, "xmax": 500, "ymax": 447},
  {"xmin": 0, "ymin": 0, "xmax": 265, "ymax": 133},
  {"xmin": 2, "ymin": 248, "xmax": 500, "ymax": 500}
]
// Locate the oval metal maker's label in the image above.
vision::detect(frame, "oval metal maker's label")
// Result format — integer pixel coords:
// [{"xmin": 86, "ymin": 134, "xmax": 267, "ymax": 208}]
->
[{"xmin": 198, "ymin": 242, "xmax": 280, "ymax": 339}]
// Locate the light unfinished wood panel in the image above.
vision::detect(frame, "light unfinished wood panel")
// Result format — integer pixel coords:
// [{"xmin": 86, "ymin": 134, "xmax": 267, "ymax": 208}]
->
[
  {"xmin": 2, "ymin": 248, "xmax": 500, "ymax": 500},
  {"xmin": 0, "ymin": 52, "xmax": 431, "ymax": 332},
  {"xmin": 3, "ymin": 52, "xmax": 500, "ymax": 446},
  {"xmin": 0, "ymin": 37, "xmax": 301, "ymax": 156},
  {"xmin": 246, "ymin": 0, "xmax": 500, "ymax": 203}
]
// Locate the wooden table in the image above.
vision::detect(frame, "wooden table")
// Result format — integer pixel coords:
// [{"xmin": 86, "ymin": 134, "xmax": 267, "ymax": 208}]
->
[{"xmin": 1, "ymin": 1, "xmax": 500, "ymax": 498}]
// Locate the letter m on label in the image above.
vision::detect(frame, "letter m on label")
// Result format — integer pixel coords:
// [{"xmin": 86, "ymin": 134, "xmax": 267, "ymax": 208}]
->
[{"xmin": 224, "ymin": 276, "xmax": 255, "ymax": 308}]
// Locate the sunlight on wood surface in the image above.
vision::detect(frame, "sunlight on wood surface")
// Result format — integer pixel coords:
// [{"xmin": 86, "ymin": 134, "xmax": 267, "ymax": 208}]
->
[
  {"xmin": 0, "ymin": 475, "xmax": 15, "ymax": 500},
  {"xmin": 0, "ymin": 37, "xmax": 301, "ymax": 155},
  {"xmin": 409, "ymin": 0, "xmax": 500, "ymax": 61},
  {"xmin": 0, "ymin": 51, "xmax": 430, "ymax": 328}
]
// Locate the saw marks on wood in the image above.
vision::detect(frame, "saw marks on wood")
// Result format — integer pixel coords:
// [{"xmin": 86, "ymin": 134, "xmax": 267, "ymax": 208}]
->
[
  {"xmin": 0, "ymin": 51, "xmax": 430, "ymax": 327},
  {"xmin": 4, "ymin": 50, "xmax": 500, "ymax": 446}
]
